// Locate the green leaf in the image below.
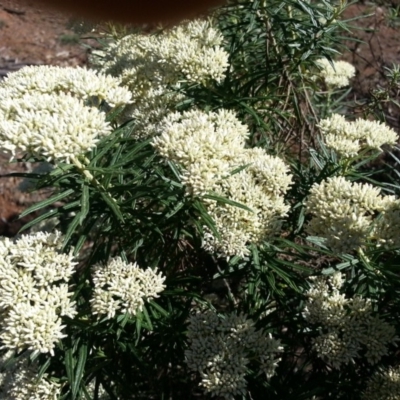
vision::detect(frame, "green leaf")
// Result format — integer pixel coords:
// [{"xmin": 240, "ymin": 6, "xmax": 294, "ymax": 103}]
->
[
  {"xmin": 37, "ymin": 357, "xmax": 51, "ymax": 380},
  {"xmin": 149, "ymin": 301, "xmax": 169, "ymax": 318},
  {"xmin": 19, "ymin": 188, "xmax": 75, "ymax": 218},
  {"xmin": 71, "ymin": 343, "xmax": 88, "ymax": 400},
  {"xmin": 165, "ymin": 201, "xmax": 185, "ymax": 219},
  {"xmin": 204, "ymin": 192, "xmax": 254, "ymax": 213},
  {"xmin": 251, "ymin": 244, "xmax": 260, "ymax": 269},
  {"xmin": 193, "ymin": 200, "xmax": 220, "ymax": 240},
  {"xmin": 100, "ymin": 192, "xmax": 125, "ymax": 222},
  {"xmin": 142, "ymin": 306, "xmax": 153, "ymax": 331},
  {"xmin": 19, "ymin": 208, "xmax": 59, "ymax": 233},
  {"xmin": 79, "ymin": 184, "xmax": 90, "ymax": 225},
  {"xmin": 64, "ymin": 348, "xmax": 75, "ymax": 388},
  {"xmin": 63, "ymin": 212, "xmax": 83, "ymax": 250}
]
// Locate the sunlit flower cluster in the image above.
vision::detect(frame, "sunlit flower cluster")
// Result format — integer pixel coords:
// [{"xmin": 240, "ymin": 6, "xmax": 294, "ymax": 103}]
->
[
  {"xmin": 152, "ymin": 109, "xmax": 292, "ymax": 257},
  {"xmin": 0, "ymin": 65, "xmax": 132, "ymax": 163},
  {"xmin": 316, "ymin": 58, "xmax": 356, "ymax": 88},
  {"xmin": 204, "ymin": 153, "xmax": 291, "ymax": 257},
  {"xmin": 91, "ymin": 20, "xmax": 229, "ymax": 139},
  {"xmin": 90, "ymin": 257, "xmax": 166, "ymax": 319},
  {"xmin": 185, "ymin": 310, "xmax": 282, "ymax": 399},
  {"xmin": 0, "ymin": 353, "xmax": 61, "ymax": 400},
  {"xmin": 0, "ymin": 93, "xmax": 112, "ymax": 163},
  {"xmin": 93, "ymin": 19, "xmax": 228, "ymax": 91},
  {"xmin": 153, "ymin": 109, "xmax": 249, "ymax": 195},
  {"xmin": 318, "ymin": 114, "xmax": 398, "ymax": 158},
  {"xmin": 1, "ymin": 65, "xmax": 131, "ymax": 107},
  {"xmin": 305, "ymin": 176, "xmax": 388, "ymax": 253},
  {"xmin": 304, "ymin": 272, "xmax": 397, "ymax": 369},
  {"xmin": 0, "ymin": 231, "xmax": 77, "ymax": 357},
  {"xmin": 362, "ymin": 366, "xmax": 400, "ymax": 400}
]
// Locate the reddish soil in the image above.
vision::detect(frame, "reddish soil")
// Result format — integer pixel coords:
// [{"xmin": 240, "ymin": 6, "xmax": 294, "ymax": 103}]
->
[
  {"xmin": 0, "ymin": 0, "xmax": 87, "ymax": 69},
  {"xmin": 342, "ymin": 3, "xmax": 400, "ymax": 128},
  {"xmin": 0, "ymin": 1, "xmax": 399, "ymax": 236},
  {"xmin": 0, "ymin": 0, "xmax": 88, "ymax": 235}
]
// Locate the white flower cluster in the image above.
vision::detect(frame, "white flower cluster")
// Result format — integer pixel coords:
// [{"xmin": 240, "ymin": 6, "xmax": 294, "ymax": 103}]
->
[
  {"xmin": 152, "ymin": 109, "xmax": 292, "ymax": 257},
  {"xmin": 362, "ymin": 366, "xmax": 400, "ymax": 400},
  {"xmin": 0, "ymin": 231, "xmax": 77, "ymax": 357},
  {"xmin": 124, "ymin": 88, "xmax": 185, "ymax": 140},
  {"xmin": 94, "ymin": 20, "xmax": 228, "ymax": 90},
  {"xmin": 90, "ymin": 257, "xmax": 166, "ymax": 319},
  {"xmin": 316, "ymin": 58, "xmax": 356, "ymax": 88},
  {"xmin": 0, "ymin": 65, "xmax": 132, "ymax": 163},
  {"xmin": 0, "ymin": 353, "xmax": 61, "ymax": 400},
  {"xmin": 92, "ymin": 19, "xmax": 229, "ymax": 139},
  {"xmin": 304, "ymin": 272, "xmax": 397, "ymax": 369},
  {"xmin": 305, "ymin": 176, "xmax": 389, "ymax": 253},
  {"xmin": 1, "ymin": 65, "xmax": 131, "ymax": 107},
  {"xmin": 153, "ymin": 109, "xmax": 249, "ymax": 195},
  {"xmin": 375, "ymin": 198, "xmax": 400, "ymax": 249},
  {"xmin": 318, "ymin": 114, "xmax": 398, "ymax": 158},
  {"xmin": 185, "ymin": 310, "xmax": 282, "ymax": 399}
]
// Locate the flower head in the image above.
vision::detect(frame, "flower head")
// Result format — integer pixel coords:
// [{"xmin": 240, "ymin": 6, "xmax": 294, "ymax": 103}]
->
[
  {"xmin": 0, "ymin": 231, "xmax": 77, "ymax": 356},
  {"xmin": 305, "ymin": 176, "xmax": 386, "ymax": 253},
  {"xmin": 153, "ymin": 109, "xmax": 292, "ymax": 257},
  {"xmin": 304, "ymin": 273, "xmax": 397, "ymax": 369},
  {"xmin": 316, "ymin": 58, "xmax": 356, "ymax": 88},
  {"xmin": 152, "ymin": 109, "xmax": 249, "ymax": 196},
  {"xmin": 0, "ymin": 92, "xmax": 112, "ymax": 163},
  {"xmin": 0, "ymin": 352, "xmax": 61, "ymax": 400},
  {"xmin": 92, "ymin": 19, "xmax": 229, "ymax": 91},
  {"xmin": 362, "ymin": 366, "xmax": 400, "ymax": 400},
  {"xmin": 318, "ymin": 114, "xmax": 398, "ymax": 158},
  {"xmin": 90, "ymin": 257, "xmax": 166, "ymax": 319},
  {"xmin": 0, "ymin": 65, "xmax": 131, "ymax": 163},
  {"xmin": 91, "ymin": 20, "xmax": 229, "ymax": 139},
  {"xmin": 185, "ymin": 310, "xmax": 282, "ymax": 399},
  {"xmin": 2, "ymin": 65, "xmax": 131, "ymax": 107},
  {"xmin": 375, "ymin": 198, "xmax": 400, "ymax": 249}
]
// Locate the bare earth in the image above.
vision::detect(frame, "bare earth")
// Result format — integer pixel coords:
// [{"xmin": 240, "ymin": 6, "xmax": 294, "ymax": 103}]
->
[{"xmin": 0, "ymin": 1, "xmax": 399, "ymax": 236}]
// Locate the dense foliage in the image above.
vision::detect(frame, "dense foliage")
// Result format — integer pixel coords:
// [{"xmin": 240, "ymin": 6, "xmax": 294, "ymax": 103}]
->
[{"xmin": 0, "ymin": 1, "xmax": 400, "ymax": 399}]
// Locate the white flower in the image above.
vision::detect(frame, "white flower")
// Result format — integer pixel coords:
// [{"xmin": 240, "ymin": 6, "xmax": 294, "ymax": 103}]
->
[
  {"xmin": 304, "ymin": 273, "xmax": 397, "ymax": 369},
  {"xmin": 203, "ymin": 169, "xmax": 290, "ymax": 257},
  {"xmin": 91, "ymin": 20, "xmax": 229, "ymax": 139},
  {"xmin": 1, "ymin": 303, "xmax": 66, "ymax": 357},
  {"xmin": 153, "ymin": 109, "xmax": 292, "ymax": 257},
  {"xmin": 1, "ymin": 353, "xmax": 61, "ymax": 400},
  {"xmin": 0, "ymin": 65, "xmax": 132, "ymax": 163},
  {"xmin": 1, "ymin": 65, "xmax": 132, "ymax": 107},
  {"xmin": 375, "ymin": 198, "xmax": 400, "ymax": 249},
  {"xmin": 185, "ymin": 310, "xmax": 282, "ymax": 399},
  {"xmin": 0, "ymin": 92, "xmax": 112, "ymax": 163},
  {"xmin": 318, "ymin": 114, "xmax": 398, "ymax": 158},
  {"xmin": 305, "ymin": 176, "xmax": 386, "ymax": 253},
  {"xmin": 238, "ymin": 147, "xmax": 293, "ymax": 196},
  {"xmin": 90, "ymin": 257, "xmax": 166, "ymax": 319},
  {"xmin": 92, "ymin": 19, "xmax": 229, "ymax": 89},
  {"xmin": 362, "ymin": 366, "xmax": 400, "ymax": 400},
  {"xmin": 0, "ymin": 231, "xmax": 77, "ymax": 356},
  {"xmin": 354, "ymin": 118, "xmax": 398, "ymax": 150},
  {"xmin": 316, "ymin": 58, "xmax": 356, "ymax": 88},
  {"xmin": 152, "ymin": 109, "xmax": 249, "ymax": 196}
]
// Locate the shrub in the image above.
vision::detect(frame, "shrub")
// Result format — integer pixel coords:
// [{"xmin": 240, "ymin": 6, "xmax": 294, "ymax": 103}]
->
[{"xmin": 0, "ymin": 1, "xmax": 400, "ymax": 399}]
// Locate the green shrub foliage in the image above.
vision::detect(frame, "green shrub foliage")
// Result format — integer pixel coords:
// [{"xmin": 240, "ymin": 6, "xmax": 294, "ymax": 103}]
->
[{"xmin": 0, "ymin": 1, "xmax": 400, "ymax": 399}]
